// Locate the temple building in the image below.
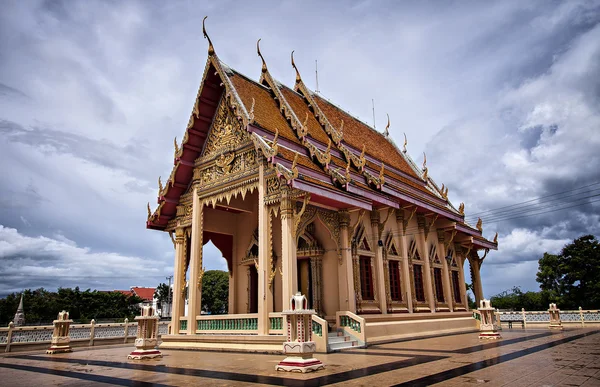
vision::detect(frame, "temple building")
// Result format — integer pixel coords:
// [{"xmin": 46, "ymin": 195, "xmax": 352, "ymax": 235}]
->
[{"xmin": 146, "ymin": 18, "xmax": 498, "ymax": 351}]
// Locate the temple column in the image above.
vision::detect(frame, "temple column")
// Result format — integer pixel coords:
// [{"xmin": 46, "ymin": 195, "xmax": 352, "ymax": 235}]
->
[
  {"xmin": 371, "ymin": 210, "xmax": 388, "ymax": 314},
  {"xmin": 280, "ymin": 184, "xmax": 298, "ymax": 310},
  {"xmin": 187, "ymin": 188, "xmax": 203, "ymax": 334},
  {"xmin": 437, "ymin": 231, "xmax": 453, "ymax": 312},
  {"xmin": 228, "ymin": 269, "xmax": 235, "ymax": 314},
  {"xmin": 338, "ymin": 210, "xmax": 356, "ymax": 312},
  {"xmin": 456, "ymin": 245, "xmax": 469, "ymax": 311},
  {"xmin": 396, "ymin": 211, "xmax": 413, "ymax": 313},
  {"xmin": 417, "ymin": 214, "xmax": 436, "ymax": 312},
  {"xmin": 257, "ymin": 164, "xmax": 272, "ymax": 335},
  {"xmin": 171, "ymin": 228, "xmax": 186, "ymax": 334},
  {"xmin": 470, "ymin": 253, "xmax": 484, "ymax": 306}
]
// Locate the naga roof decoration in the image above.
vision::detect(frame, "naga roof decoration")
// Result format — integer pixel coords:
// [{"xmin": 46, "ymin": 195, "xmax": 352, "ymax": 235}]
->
[{"xmin": 146, "ymin": 17, "xmax": 497, "ymax": 250}]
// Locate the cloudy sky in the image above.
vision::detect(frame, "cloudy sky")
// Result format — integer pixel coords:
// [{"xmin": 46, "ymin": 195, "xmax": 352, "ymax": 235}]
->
[{"xmin": 1, "ymin": 0, "xmax": 599, "ymax": 300}]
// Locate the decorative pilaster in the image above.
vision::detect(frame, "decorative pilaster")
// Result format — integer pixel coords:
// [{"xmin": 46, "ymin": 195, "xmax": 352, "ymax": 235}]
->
[
  {"xmin": 396, "ymin": 211, "xmax": 413, "ymax": 312},
  {"xmin": 171, "ymin": 228, "xmax": 186, "ymax": 334},
  {"xmin": 417, "ymin": 214, "xmax": 435, "ymax": 312},
  {"xmin": 258, "ymin": 164, "xmax": 271, "ymax": 335},
  {"xmin": 371, "ymin": 210, "xmax": 387, "ymax": 314},
  {"xmin": 187, "ymin": 187, "xmax": 204, "ymax": 334},
  {"xmin": 310, "ymin": 256, "xmax": 323, "ymax": 316},
  {"xmin": 280, "ymin": 184, "xmax": 298, "ymax": 312},
  {"xmin": 437, "ymin": 231, "xmax": 453, "ymax": 312},
  {"xmin": 338, "ymin": 210, "xmax": 355, "ymax": 312}
]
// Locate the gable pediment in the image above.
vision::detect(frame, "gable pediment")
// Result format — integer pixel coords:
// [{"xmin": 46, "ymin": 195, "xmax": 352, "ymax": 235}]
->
[{"xmin": 202, "ymin": 97, "xmax": 250, "ymax": 158}]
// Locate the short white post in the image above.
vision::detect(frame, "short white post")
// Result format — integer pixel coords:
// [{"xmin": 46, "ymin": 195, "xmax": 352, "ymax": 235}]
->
[
  {"xmin": 89, "ymin": 319, "xmax": 96, "ymax": 346},
  {"xmin": 47, "ymin": 311, "xmax": 73, "ymax": 354},
  {"xmin": 579, "ymin": 307, "xmax": 584, "ymax": 327},
  {"xmin": 522, "ymin": 308, "xmax": 527, "ymax": 328},
  {"xmin": 478, "ymin": 299, "xmax": 501, "ymax": 339},
  {"xmin": 128, "ymin": 305, "xmax": 162, "ymax": 360},
  {"xmin": 548, "ymin": 303, "xmax": 563, "ymax": 330},
  {"xmin": 5, "ymin": 322, "xmax": 14, "ymax": 353},
  {"xmin": 276, "ymin": 292, "xmax": 325, "ymax": 373}
]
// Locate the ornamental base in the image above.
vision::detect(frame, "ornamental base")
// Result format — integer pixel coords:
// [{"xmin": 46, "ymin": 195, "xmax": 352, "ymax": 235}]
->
[
  {"xmin": 479, "ymin": 331, "xmax": 502, "ymax": 339},
  {"xmin": 46, "ymin": 344, "xmax": 72, "ymax": 354},
  {"xmin": 127, "ymin": 349, "xmax": 162, "ymax": 360},
  {"xmin": 276, "ymin": 356, "xmax": 325, "ymax": 373}
]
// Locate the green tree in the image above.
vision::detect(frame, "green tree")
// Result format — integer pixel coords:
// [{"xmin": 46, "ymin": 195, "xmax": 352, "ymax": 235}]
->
[
  {"xmin": 536, "ymin": 235, "xmax": 600, "ymax": 309},
  {"xmin": 154, "ymin": 283, "xmax": 171, "ymax": 305},
  {"xmin": 201, "ymin": 270, "xmax": 229, "ymax": 314}
]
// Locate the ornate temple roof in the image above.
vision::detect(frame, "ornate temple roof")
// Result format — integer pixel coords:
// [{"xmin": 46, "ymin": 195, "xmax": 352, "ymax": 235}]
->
[{"xmin": 146, "ymin": 18, "xmax": 497, "ymax": 251}]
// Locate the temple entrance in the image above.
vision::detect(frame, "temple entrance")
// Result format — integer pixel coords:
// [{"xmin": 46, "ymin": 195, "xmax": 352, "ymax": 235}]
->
[
  {"xmin": 248, "ymin": 265, "xmax": 258, "ymax": 313},
  {"xmin": 297, "ymin": 258, "xmax": 313, "ymax": 309}
]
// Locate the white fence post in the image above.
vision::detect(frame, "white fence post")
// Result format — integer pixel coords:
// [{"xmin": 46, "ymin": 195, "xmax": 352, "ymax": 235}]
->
[
  {"xmin": 579, "ymin": 307, "xmax": 584, "ymax": 327},
  {"xmin": 123, "ymin": 318, "xmax": 129, "ymax": 343},
  {"xmin": 89, "ymin": 319, "xmax": 96, "ymax": 346},
  {"xmin": 5, "ymin": 322, "xmax": 14, "ymax": 353},
  {"xmin": 522, "ymin": 308, "xmax": 527, "ymax": 328}
]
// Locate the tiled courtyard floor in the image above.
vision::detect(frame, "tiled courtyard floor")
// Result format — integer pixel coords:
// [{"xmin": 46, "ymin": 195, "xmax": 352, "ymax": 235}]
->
[{"xmin": 1, "ymin": 327, "xmax": 599, "ymax": 386}]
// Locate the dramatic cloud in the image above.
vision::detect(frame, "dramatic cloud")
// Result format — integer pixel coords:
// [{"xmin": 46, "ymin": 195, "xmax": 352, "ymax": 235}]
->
[{"xmin": 0, "ymin": 0, "xmax": 599, "ymax": 298}]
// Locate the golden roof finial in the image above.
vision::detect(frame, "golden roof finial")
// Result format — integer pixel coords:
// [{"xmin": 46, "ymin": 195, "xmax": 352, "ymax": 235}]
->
[
  {"xmin": 249, "ymin": 97, "xmax": 255, "ymax": 122},
  {"xmin": 476, "ymin": 218, "xmax": 483, "ymax": 232},
  {"xmin": 345, "ymin": 160, "xmax": 351, "ymax": 181},
  {"xmin": 202, "ymin": 16, "xmax": 215, "ymax": 56},
  {"xmin": 493, "ymin": 232, "xmax": 498, "ymax": 244},
  {"xmin": 403, "ymin": 133, "xmax": 407, "ymax": 153},
  {"xmin": 423, "ymin": 152, "xmax": 427, "ymax": 170},
  {"xmin": 257, "ymin": 38, "xmax": 267, "ymax": 73},
  {"xmin": 459, "ymin": 202, "xmax": 465, "ymax": 215},
  {"xmin": 158, "ymin": 176, "xmax": 163, "ymax": 195},
  {"xmin": 291, "ymin": 50, "xmax": 301, "ymax": 83},
  {"xmin": 174, "ymin": 136, "xmax": 180, "ymax": 158},
  {"xmin": 379, "ymin": 163, "xmax": 385, "ymax": 186},
  {"xmin": 384, "ymin": 113, "xmax": 390, "ymax": 137},
  {"xmin": 147, "ymin": 202, "xmax": 152, "ymax": 220},
  {"xmin": 291, "ymin": 152, "xmax": 298, "ymax": 171},
  {"xmin": 339, "ymin": 119, "xmax": 344, "ymax": 135}
]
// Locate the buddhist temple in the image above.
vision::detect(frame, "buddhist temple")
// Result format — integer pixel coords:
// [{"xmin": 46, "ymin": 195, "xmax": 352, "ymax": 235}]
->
[{"xmin": 146, "ymin": 18, "xmax": 498, "ymax": 352}]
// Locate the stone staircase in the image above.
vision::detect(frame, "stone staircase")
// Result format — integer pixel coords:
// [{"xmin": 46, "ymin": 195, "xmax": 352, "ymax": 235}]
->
[{"xmin": 327, "ymin": 330, "xmax": 360, "ymax": 351}]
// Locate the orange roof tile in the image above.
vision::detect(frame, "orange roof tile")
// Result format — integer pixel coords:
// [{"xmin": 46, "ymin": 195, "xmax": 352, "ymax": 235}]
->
[
  {"xmin": 131, "ymin": 287, "xmax": 155, "ymax": 302},
  {"xmin": 228, "ymin": 72, "xmax": 301, "ymax": 146},
  {"xmin": 312, "ymin": 94, "xmax": 420, "ymax": 179}
]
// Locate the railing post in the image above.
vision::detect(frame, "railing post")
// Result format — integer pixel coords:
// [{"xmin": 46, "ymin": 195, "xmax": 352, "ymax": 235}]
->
[
  {"xmin": 5, "ymin": 322, "xmax": 14, "ymax": 353},
  {"xmin": 123, "ymin": 318, "xmax": 129, "ymax": 343},
  {"xmin": 89, "ymin": 319, "xmax": 96, "ymax": 346},
  {"xmin": 521, "ymin": 308, "xmax": 527, "ymax": 328},
  {"xmin": 579, "ymin": 307, "xmax": 584, "ymax": 327}
]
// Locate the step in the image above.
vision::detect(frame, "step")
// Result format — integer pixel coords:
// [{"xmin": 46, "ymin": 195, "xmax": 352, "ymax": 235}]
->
[
  {"xmin": 328, "ymin": 335, "xmax": 352, "ymax": 344},
  {"xmin": 329, "ymin": 340, "xmax": 359, "ymax": 351}
]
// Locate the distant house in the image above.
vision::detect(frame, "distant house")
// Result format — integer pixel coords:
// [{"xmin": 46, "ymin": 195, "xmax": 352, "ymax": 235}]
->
[{"xmin": 113, "ymin": 287, "xmax": 158, "ymax": 316}]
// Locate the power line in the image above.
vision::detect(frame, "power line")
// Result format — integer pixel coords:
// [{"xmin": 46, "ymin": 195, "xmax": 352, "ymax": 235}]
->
[
  {"xmin": 468, "ymin": 192, "xmax": 600, "ymax": 223},
  {"xmin": 467, "ymin": 181, "xmax": 600, "ymax": 217}
]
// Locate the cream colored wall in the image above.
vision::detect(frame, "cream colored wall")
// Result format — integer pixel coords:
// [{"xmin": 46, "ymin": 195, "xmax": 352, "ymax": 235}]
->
[
  {"xmin": 313, "ymin": 218, "xmax": 340, "ymax": 317},
  {"xmin": 271, "ymin": 213, "xmax": 283, "ymax": 312}
]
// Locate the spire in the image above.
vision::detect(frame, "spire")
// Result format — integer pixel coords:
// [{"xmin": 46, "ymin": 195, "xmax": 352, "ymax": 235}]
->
[
  {"xmin": 291, "ymin": 51, "xmax": 301, "ymax": 84},
  {"xmin": 202, "ymin": 16, "xmax": 215, "ymax": 56},
  {"xmin": 14, "ymin": 293, "xmax": 25, "ymax": 326},
  {"xmin": 257, "ymin": 39, "xmax": 267, "ymax": 73},
  {"xmin": 384, "ymin": 113, "xmax": 390, "ymax": 137}
]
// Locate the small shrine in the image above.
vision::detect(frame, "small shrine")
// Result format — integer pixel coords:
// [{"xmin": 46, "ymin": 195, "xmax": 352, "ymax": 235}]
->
[
  {"xmin": 47, "ymin": 310, "xmax": 73, "ymax": 354},
  {"xmin": 548, "ymin": 303, "xmax": 563, "ymax": 330},
  {"xmin": 276, "ymin": 293, "xmax": 325, "ymax": 373},
  {"xmin": 477, "ymin": 299, "xmax": 501, "ymax": 339},
  {"xmin": 128, "ymin": 305, "xmax": 162, "ymax": 360}
]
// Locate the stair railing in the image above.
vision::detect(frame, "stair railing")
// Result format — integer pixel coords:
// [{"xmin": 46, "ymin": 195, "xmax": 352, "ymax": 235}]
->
[
  {"xmin": 336, "ymin": 311, "xmax": 366, "ymax": 346},
  {"xmin": 311, "ymin": 314, "xmax": 329, "ymax": 353}
]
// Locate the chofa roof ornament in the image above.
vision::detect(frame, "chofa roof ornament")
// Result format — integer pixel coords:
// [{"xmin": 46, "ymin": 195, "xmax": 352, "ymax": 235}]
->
[
  {"xmin": 257, "ymin": 38, "xmax": 267, "ymax": 73},
  {"xmin": 202, "ymin": 16, "xmax": 215, "ymax": 56}
]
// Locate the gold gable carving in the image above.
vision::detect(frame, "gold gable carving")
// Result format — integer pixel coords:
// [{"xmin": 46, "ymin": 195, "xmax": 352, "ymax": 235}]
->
[{"xmin": 203, "ymin": 97, "xmax": 249, "ymax": 157}]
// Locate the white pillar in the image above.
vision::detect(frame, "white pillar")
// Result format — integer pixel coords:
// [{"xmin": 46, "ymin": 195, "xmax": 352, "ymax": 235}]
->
[
  {"xmin": 257, "ymin": 164, "xmax": 271, "ymax": 335},
  {"xmin": 339, "ymin": 210, "xmax": 356, "ymax": 312},
  {"xmin": 187, "ymin": 188, "xmax": 203, "ymax": 334},
  {"xmin": 371, "ymin": 210, "xmax": 387, "ymax": 314},
  {"xmin": 171, "ymin": 228, "xmax": 185, "ymax": 334}
]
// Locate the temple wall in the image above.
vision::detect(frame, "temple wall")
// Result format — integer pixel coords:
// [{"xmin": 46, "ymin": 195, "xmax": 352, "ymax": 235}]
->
[{"xmin": 313, "ymin": 218, "xmax": 339, "ymax": 317}]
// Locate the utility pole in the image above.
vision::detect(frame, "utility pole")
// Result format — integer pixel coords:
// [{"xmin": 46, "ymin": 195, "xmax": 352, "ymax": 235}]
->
[{"xmin": 166, "ymin": 275, "xmax": 173, "ymax": 318}]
